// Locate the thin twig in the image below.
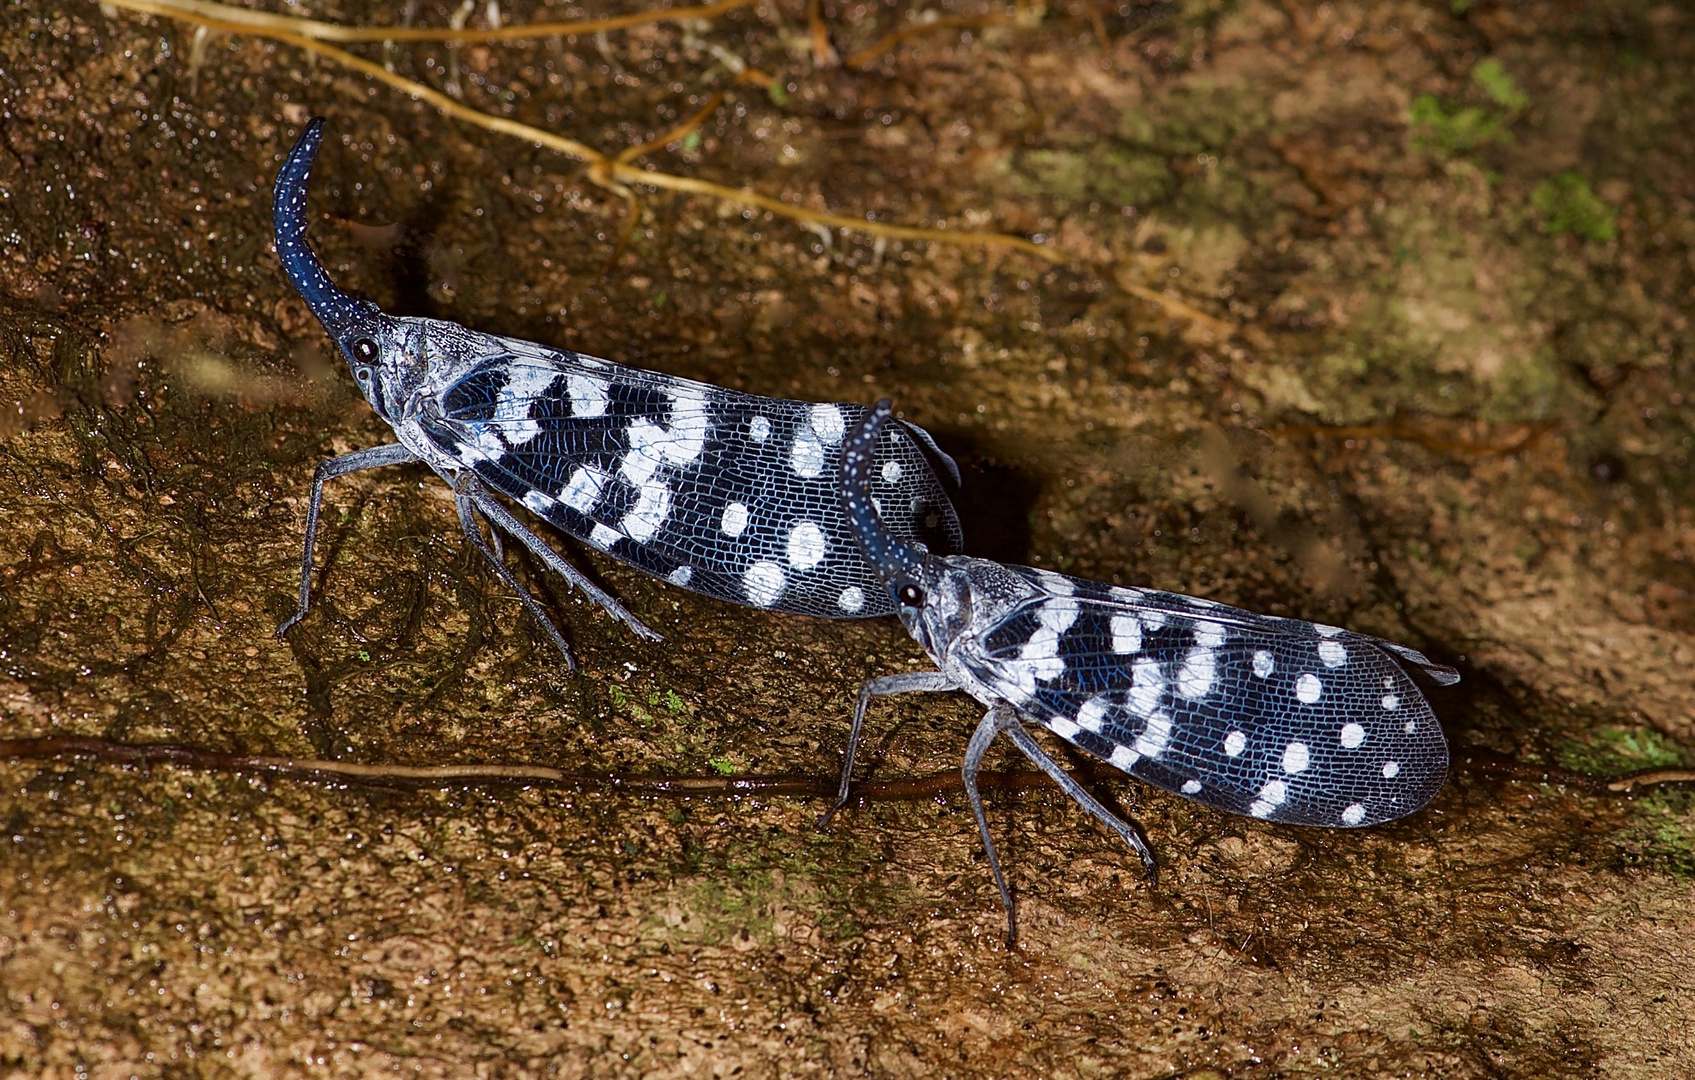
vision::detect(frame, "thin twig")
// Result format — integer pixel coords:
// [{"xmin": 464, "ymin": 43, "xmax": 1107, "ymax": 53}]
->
[
  {"xmin": 806, "ymin": 0, "xmax": 840, "ymax": 67},
  {"xmin": 106, "ymin": 0, "xmax": 763, "ymax": 43},
  {"xmin": 1608, "ymin": 769, "xmax": 1695, "ymax": 793},
  {"xmin": 0, "ymin": 735, "xmax": 1062, "ymax": 801},
  {"xmin": 843, "ymin": 10, "xmax": 1023, "ymax": 70},
  {"xmin": 9, "ymin": 737, "xmax": 1694, "ymax": 802},
  {"xmin": 1455, "ymin": 746, "xmax": 1695, "ymax": 796},
  {"xmin": 613, "ymin": 90, "xmax": 727, "ymax": 165},
  {"xmin": 1270, "ymin": 418, "xmax": 1561, "ymax": 458},
  {"xmin": 601, "ymin": 90, "xmax": 727, "ymax": 264},
  {"xmin": 1116, "ymin": 281, "xmax": 1234, "ymax": 337}
]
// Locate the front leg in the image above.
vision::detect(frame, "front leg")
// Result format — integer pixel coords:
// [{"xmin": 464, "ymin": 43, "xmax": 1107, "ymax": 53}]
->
[
  {"xmin": 278, "ymin": 443, "xmax": 419, "ymax": 639},
  {"xmin": 818, "ymin": 670, "xmax": 957, "ymax": 828}
]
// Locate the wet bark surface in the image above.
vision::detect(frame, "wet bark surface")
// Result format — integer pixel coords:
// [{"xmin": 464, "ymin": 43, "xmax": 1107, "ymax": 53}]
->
[{"xmin": 3, "ymin": 0, "xmax": 1695, "ymax": 1075}]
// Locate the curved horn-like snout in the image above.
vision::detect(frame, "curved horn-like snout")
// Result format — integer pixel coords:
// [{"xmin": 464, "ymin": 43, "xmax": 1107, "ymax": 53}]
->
[
  {"xmin": 273, "ymin": 117, "xmax": 368, "ymax": 338},
  {"xmin": 840, "ymin": 400, "xmax": 929, "ymax": 584}
]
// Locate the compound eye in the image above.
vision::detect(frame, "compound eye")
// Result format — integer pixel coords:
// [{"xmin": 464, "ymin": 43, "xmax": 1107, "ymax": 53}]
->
[
  {"xmin": 351, "ymin": 337, "xmax": 378, "ymax": 362},
  {"xmin": 897, "ymin": 583, "xmax": 925, "ymax": 608}
]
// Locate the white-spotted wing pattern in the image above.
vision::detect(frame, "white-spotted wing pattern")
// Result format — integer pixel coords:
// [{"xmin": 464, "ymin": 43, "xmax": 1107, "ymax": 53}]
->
[
  {"xmin": 971, "ymin": 571, "xmax": 1454, "ymax": 828},
  {"xmin": 417, "ymin": 328, "xmax": 962, "ymax": 619},
  {"xmin": 273, "ymin": 119, "xmax": 962, "ymax": 669},
  {"xmin": 829, "ymin": 400, "xmax": 1457, "ymax": 940}
]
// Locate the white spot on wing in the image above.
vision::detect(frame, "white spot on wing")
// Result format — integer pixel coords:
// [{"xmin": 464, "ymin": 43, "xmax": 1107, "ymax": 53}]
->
[
  {"xmin": 559, "ymin": 466, "xmax": 607, "ymax": 514},
  {"xmin": 1108, "ymin": 745, "xmax": 1140, "ymax": 770},
  {"xmin": 498, "ymin": 366, "xmax": 560, "ymax": 406},
  {"xmin": 837, "ymin": 586, "xmax": 865, "ymax": 613},
  {"xmin": 786, "ymin": 520, "xmax": 827, "ymax": 570},
  {"xmin": 1110, "ymin": 614, "xmax": 1142, "ymax": 654},
  {"xmin": 668, "ymin": 565, "xmax": 693, "ymax": 586},
  {"xmin": 1076, "ymin": 697, "xmax": 1109, "ymax": 733},
  {"xmin": 1223, "ymin": 730, "xmax": 1246, "ymax": 757},
  {"xmin": 1176, "ymin": 647, "xmax": 1217, "ymax": 699},
  {"xmin": 588, "ymin": 523, "xmax": 621, "ymax": 550},
  {"xmin": 451, "ymin": 432, "xmax": 491, "ymax": 465},
  {"xmin": 720, "ymin": 502, "xmax": 750, "ymax": 538},
  {"xmin": 1128, "ymin": 657, "xmax": 1164, "ymax": 716},
  {"xmin": 521, "ymin": 490, "xmax": 555, "ymax": 515},
  {"xmin": 620, "ymin": 419, "xmax": 667, "ymax": 488},
  {"xmin": 1134, "ymin": 711, "xmax": 1173, "ymax": 758},
  {"xmin": 1252, "ymin": 650, "xmax": 1275, "ymax": 678},
  {"xmin": 566, "ymin": 373, "xmax": 608, "ymax": 417},
  {"xmin": 881, "ymin": 459, "xmax": 903, "ymax": 484},
  {"xmin": 1248, "ymin": 780, "xmax": 1288, "ymax": 818},
  {"xmin": 1282, "ymin": 742, "xmax": 1310, "ymax": 773},
  {"xmin": 790, "ymin": 429, "xmax": 825, "ymax": 478},
  {"xmin": 1382, "ymin": 760, "xmax": 1400, "ymax": 779},
  {"xmin": 1017, "ymin": 593, "xmax": 1071, "ymax": 661},
  {"xmin": 466, "ymin": 426, "xmax": 506, "ymax": 463},
  {"xmin": 748, "ymin": 415, "xmax": 771, "ymax": 442},
  {"xmin": 1180, "ymin": 779, "xmax": 1202, "ymax": 795},
  {"xmin": 1317, "ymin": 640, "xmax": 1347, "ymax": 668},
  {"xmin": 1013, "ymin": 599, "xmax": 1080, "ymax": 688},
  {"xmin": 495, "ymin": 367, "xmax": 556, "ymax": 444},
  {"xmin": 1314, "ymin": 623, "xmax": 1344, "ymax": 637},
  {"xmin": 1139, "ymin": 609, "xmax": 1167, "ymax": 631},
  {"xmin": 620, "ymin": 481, "xmax": 671, "ymax": 543},
  {"xmin": 743, "ymin": 561, "xmax": 786, "ymax": 607},
  {"xmin": 1382, "ymin": 693, "xmax": 1400, "ymax": 711},
  {"xmin": 1048, "ymin": 715, "xmax": 1080, "ymax": 740},
  {"xmin": 1341, "ymin": 803, "xmax": 1366, "ymax": 826},
  {"xmin": 1340, "ymin": 722, "xmax": 1366, "ymax": 749},
  {"xmin": 500, "ymin": 418, "xmax": 540, "ymax": 444},
  {"xmin": 1193, "ymin": 621, "xmax": 1226, "ymax": 648},
  {"xmin": 1295, "ymin": 673, "xmax": 1323, "ymax": 704},
  {"xmin": 809, "ymin": 403, "xmax": 845, "ymax": 443},
  {"xmin": 663, "ymin": 386, "xmax": 710, "ymax": 464}
]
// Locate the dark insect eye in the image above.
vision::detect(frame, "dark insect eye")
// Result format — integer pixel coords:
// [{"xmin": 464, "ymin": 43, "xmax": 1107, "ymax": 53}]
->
[
  {"xmin": 355, "ymin": 368, "xmax": 372, "ymax": 383},
  {"xmin": 897, "ymin": 583, "xmax": 924, "ymax": 607},
  {"xmin": 351, "ymin": 337, "xmax": 378, "ymax": 362}
]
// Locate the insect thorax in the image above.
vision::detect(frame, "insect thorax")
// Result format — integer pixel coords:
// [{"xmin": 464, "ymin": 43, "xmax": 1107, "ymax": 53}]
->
[
  {"xmin": 372, "ymin": 318, "xmax": 509, "ymax": 471},
  {"xmin": 919, "ymin": 556, "xmax": 1032, "ymax": 658}
]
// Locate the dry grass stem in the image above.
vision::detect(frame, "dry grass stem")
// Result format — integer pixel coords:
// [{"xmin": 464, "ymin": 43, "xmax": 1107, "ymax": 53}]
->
[
  {"xmin": 107, "ymin": 0, "xmax": 763, "ymax": 43},
  {"xmin": 842, "ymin": 9, "xmax": 1023, "ymax": 69}
]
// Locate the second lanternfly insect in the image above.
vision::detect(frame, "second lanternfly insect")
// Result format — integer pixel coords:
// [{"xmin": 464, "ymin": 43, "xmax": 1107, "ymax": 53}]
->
[{"xmin": 827, "ymin": 400, "xmax": 1459, "ymax": 942}]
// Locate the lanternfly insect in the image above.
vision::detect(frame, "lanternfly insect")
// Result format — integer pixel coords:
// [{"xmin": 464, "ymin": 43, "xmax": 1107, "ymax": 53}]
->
[
  {"xmin": 829, "ymin": 400, "xmax": 1459, "ymax": 941},
  {"xmin": 273, "ymin": 119, "xmax": 963, "ymax": 667}
]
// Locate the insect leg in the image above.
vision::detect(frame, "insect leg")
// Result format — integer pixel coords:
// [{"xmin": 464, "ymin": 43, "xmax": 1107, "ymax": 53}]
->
[
  {"xmin": 818, "ymin": 670, "xmax": 957, "ymax": 828},
  {"xmin": 966, "ymin": 704, "xmax": 1161, "ymax": 945},
  {"xmin": 461, "ymin": 480, "xmax": 663, "ymax": 644},
  {"xmin": 454, "ymin": 485, "xmax": 580, "ymax": 670},
  {"xmin": 994, "ymin": 709, "xmax": 1159, "ymax": 885},
  {"xmin": 278, "ymin": 443, "xmax": 419, "ymax": 640},
  {"xmin": 963, "ymin": 705, "xmax": 1021, "ymax": 946}
]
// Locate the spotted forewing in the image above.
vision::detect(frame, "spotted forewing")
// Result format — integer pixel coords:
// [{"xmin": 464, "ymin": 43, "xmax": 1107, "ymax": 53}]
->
[{"xmin": 964, "ymin": 568, "xmax": 1457, "ymax": 827}]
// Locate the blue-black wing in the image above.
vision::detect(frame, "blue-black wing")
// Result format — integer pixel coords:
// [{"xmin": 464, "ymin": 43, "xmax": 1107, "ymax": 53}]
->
[
  {"xmin": 964, "ymin": 568, "xmax": 1455, "ymax": 827},
  {"xmin": 419, "ymin": 335, "xmax": 963, "ymax": 619}
]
